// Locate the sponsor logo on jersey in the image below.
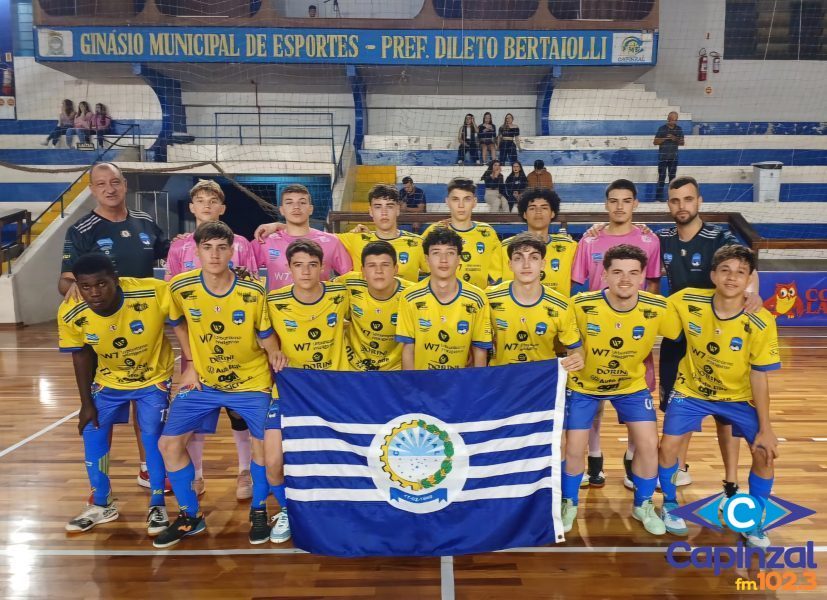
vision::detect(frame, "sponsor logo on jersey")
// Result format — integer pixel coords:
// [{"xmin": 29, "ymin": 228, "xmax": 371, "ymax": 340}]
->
[
  {"xmin": 418, "ymin": 318, "xmax": 432, "ymax": 331},
  {"xmin": 688, "ymin": 322, "xmax": 702, "ymax": 336},
  {"xmin": 120, "ymin": 230, "xmax": 131, "ymax": 238},
  {"xmin": 582, "ymin": 306, "xmax": 597, "ymax": 315},
  {"xmin": 535, "ymin": 322, "xmax": 548, "ymax": 335},
  {"xmin": 96, "ymin": 238, "xmax": 114, "ymax": 253},
  {"xmin": 240, "ymin": 292, "xmax": 257, "ymax": 304},
  {"xmin": 129, "ymin": 320, "xmax": 144, "ymax": 334},
  {"xmin": 268, "ymin": 249, "xmax": 280, "ymax": 259},
  {"xmin": 184, "ymin": 261, "xmax": 194, "ymax": 269},
  {"xmin": 284, "ymin": 319, "xmax": 298, "ymax": 331},
  {"xmin": 591, "ymin": 252, "xmax": 603, "ymax": 262},
  {"xmin": 707, "ymin": 341, "xmax": 720, "ymax": 355},
  {"xmin": 476, "ymin": 242, "xmax": 485, "ymax": 254},
  {"xmin": 496, "ymin": 318, "xmax": 509, "ymax": 330},
  {"xmin": 390, "ymin": 313, "xmax": 398, "ymax": 325},
  {"xmin": 632, "ymin": 326, "xmax": 645, "ymax": 340},
  {"xmin": 730, "ymin": 337, "xmax": 743, "ymax": 351},
  {"xmin": 353, "ymin": 305, "xmax": 364, "ymax": 317},
  {"xmin": 663, "ymin": 252, "xmax": 673, "ymax": 265},
  {"xmin": 188, "ymin": 308, "xmax": 202, "ymax": 322},
  {"xmin": 399, "ymin": 251, "xmax": 409, "ymax": 264},
  {"xmin": 641, "ymin": 308, "xmax": 658, "ymax": 320},
  {"xmin": 139, "ymin": 232, "xmax": 151, "ymax": 246},
  {"xmin": 689, "ymin": 305, "xmax": 703, "ymax": 316},
  {"xmin": 327, "ymin": 313, "xmax": 338, "ymax": 327},
  {"xmin": 232, "ymin": 310, "xmax": 245, "ymax": 325},
  {"xmin": 609, "ymin": 337, "xmax": 624, "ymax": 349},
  {"xmin": 85, "ymin": 333, "xmax": 99, "ymax": 344},
  {"xmin": 587, "ymin": 323, "xmax": 601, "ymax": 335},
  {"xmin": 457, "ymin": 320, "xmax": 469, "ymax": 335},
  {"xmin": 181, "ymin": 290, "xmax": 196, "ymax": 300},
  {"xmin": 551, "ymin": 258, "xmax": 560, "ymax": 271},
  {"xmin": 691, "ymin": 252, "xmax": 702, "ymax": 267}
]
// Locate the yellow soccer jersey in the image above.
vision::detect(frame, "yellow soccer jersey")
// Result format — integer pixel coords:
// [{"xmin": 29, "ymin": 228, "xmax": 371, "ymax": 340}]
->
[
  {"xmin": 58, "ymin": 277, "xmax": 174, "ymax": 389},
  {"xmin": 664, "ymin": 288, "xmax": 781, "ymax": 403},
  {"xmin": 267, "ymin": 282, "xmax": 350, "ymax": 370},
  {"xmin": 487, "ymin": 282, "xmax": 581, "ymax": 366},
  {"xmin": 339, "ymin": 230, "xmax": 428, "ymax": 282},
  {"xmin": 569, "ymin": 290, "xmax": 677, "ymax": 395},
  {"xmin": 396, "ymin": 278, "xmax": 492, "ymax": 370},
  {"xmin": 168, "ymin": 271, "xmax": 273, "ymax": 393},
  {"xmin": 421, "ymin": 222, "xmax": 502, "ymax": 289},
  {"xmin": 493, "ymin": 233, "xmax": 577, "ymax": 295},
  {"xmin": 334, "ymin": 273, "xmax": 413, "ymax": 371}
]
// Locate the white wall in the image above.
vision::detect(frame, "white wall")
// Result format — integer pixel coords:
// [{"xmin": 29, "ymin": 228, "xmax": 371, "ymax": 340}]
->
[
  {"xmin": 641, "ymin": 0, "xmax": 827, "ymax": 122},
  {"xmin": 13, "ymin": 57, "xmax": 162, "ymax": 121},
  {"xmin": 368, "ymin": 94, "xmax": 536, "ymax": 137},
  {"xmin": 273, "ymin": 0, "xmax": 424, "ymax": 19}
]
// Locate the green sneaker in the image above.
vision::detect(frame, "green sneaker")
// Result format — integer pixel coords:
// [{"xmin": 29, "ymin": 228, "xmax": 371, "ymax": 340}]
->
[
  {"xmin": 561, "ymin": 499, "xmax": 578, "ymax": 534},
  {"xmin": 632, "ymin": 500, "xmax": 666, "ymax": 535}
]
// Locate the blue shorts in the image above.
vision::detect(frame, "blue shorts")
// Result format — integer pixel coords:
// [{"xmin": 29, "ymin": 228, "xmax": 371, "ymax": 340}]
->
[
  {"xmin": 663, "ymin": 393, "xmax": 759, "ymax": 443},
  {"xmin": 88, "ymin": 381, "xmax": 170, "ymax": 435},
  {"xmin": 565, "ymin": 388, "xmax": 655, "ymax": 430},
  {"xmin": 265, "ymin": 398, "xmax": 282, "ymax": 431},
  {"xmin": 163, "ymin": 384, "xmax": 268, "ymax": 440}
]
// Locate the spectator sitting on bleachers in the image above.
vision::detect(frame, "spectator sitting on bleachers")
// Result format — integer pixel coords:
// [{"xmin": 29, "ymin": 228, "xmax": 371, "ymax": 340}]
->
[
  {"xmin": 92, "ymin": 103, "xmax": 112, "ymax": 148},
  {"xmin": 527, "ymin": 159, "xmax": 553, "ymax": 190},
  {"xmin": 457, "ymin": 113, "xmax": 480, "ymax": 165},
  {"xmin": 400, "ymin": 176, "xmax": 426, "ymax": 213},
  {"xmin": 42, "ymin": 99, "xmax": 75, "ymax": 148},
  {"xmin": 308, "ymin": 4, "xmax": 317, "ymax": 17},
  {"xmin": 481, "ymin": 160, "xmax": 508, "ymax": 212},
  {"xmin": 505, "ymin": 160, "xmax": 528, "ymax": 213},
  {"xmin": 498, "ymin": 113, "xmax": 520, "ymax": 164},
  {"xmin": 66, "ymin": 101, "xmax": 93, "ymax": 148},
  {"xmin": 478, "ymin": 112, "xmax": 497, "ymax": 164}
]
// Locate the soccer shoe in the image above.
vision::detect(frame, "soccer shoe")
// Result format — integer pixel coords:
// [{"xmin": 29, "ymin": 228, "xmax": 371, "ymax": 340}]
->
[
  {"xmin": 623, "ymin": 454, "xmax": 634, "ymax": 490},
  {"xmin": 146, "ymin": 506, "xmax": 169, "ymax": 536},
  {"xmin": 152, "ymin": 513, "xmax": 206, "ymax": 548},
  {"xmin": 675, "ymin": 464, "xmax": 692, "ymax": 487},
  {"xmin": 236, "ymin": 470, "xmax": 253, "ymax": 500},
  {"xmin": 561, "ymin": 499, "xmax": 578, "ymax": 534},
  {"xmin": 65, "ymin": 503, "xmax": 119, "ymax": 533},
  {"xmin": 137, "ymin": 468, "xmax": 173, "ymax": 493},
  {"xmin": 249, "ymin": 508, "xmax": 270, "ymax": 544},
  {"xmin": 269, "ymin": 508, "xmax": 291, "ymax": 544},
  {"xmin": 579, "ymin": 476, "xmax": 590, "ymax": 489},
  {"xmin": 193, "ymin": 478, "xmax": 206, "ymax": 497},
  {"xmin": 587, "ymin": 455, "xmax": 606, "ymax": 487},
  {"xmin": 660, "ymin": 501, "xmax": 689, "ymax": 536},
  {"xmin": 632, "ymin": 500, "xmax": 666, "ymax": 536},
  {"xmin": 742, "ymin": 527, "xmax": 771, "ymax": 550},
  {"xmin": 719, "ymin": 481, "xmax": 739, "ymax": 511}
]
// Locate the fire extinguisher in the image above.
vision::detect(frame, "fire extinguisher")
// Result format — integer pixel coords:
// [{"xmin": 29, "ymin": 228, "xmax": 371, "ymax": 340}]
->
[
  {"xmin": 710, "ymin": 51, "xmax": 721, "ymax": 73},
  {"xmin": 698, "ymin": 48, "xmax": 708, "ymax": 81}
]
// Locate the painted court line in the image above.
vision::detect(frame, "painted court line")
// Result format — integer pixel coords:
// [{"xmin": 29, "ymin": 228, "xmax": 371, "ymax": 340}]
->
[
  {"xmin": 441, "ymin": 556, "xmax": 455, "ymax": 600},
  {"xmin": 3, "ymin": 546, "xmax": 825, "ymax": 558},
  {"xmin": 0, "ymin": 410, "xmax": 79, "ymax": 459}
]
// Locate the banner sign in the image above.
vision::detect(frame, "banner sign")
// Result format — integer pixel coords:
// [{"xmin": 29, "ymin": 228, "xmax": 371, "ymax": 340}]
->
[
  {"xmin": 278, "ymin": 360, "xmax": 566, "ymax": 557},
  {"xmin": 35, "ymin": 27, "xmax": 656, "ymax": 66},
  {"xmin": 760, "ymin": 271, "xmax": 827, "ymax": 326},
  {"xmin": 0, "ymin": 0, "xmax": 15, "ymax": 119}
]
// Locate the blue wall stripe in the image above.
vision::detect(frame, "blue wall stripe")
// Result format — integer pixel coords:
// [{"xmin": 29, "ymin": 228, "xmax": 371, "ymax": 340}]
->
[
  {"xmin": 547, "ymin": 120, "xmax": 827, "ymax": 136},
  {"xmin": 413, "ymin": 182, "xmax": 827, "ymax": 204},
  {"xmin": 0, "ymin": 148, "xmax": 134, "ymax": 165},
  {"xmin": 360, "ymin": 149, "xmax": 827, "ymax": 168},
  {"xmin": 695, "ymin": 122, "xmax": 827, "ymax": 136},
  {"xmin": 0, "ymin": 182, "xmax": 72, "ymax": 201},
  {"xmin": 547, "ymin": 120, "xmax": 693, "ymax": 136}
]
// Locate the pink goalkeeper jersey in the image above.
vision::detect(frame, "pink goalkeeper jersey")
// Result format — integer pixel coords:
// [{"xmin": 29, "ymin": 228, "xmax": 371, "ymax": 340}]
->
[
  {"xmin": 164, "ymin": 233, "xmax": 258, "ymax": 280},
  {"xmin": 571, "ymin": 227, "xmax": 661, "ymax": 291},
  {"xmin": 253, "ymin": 229, "xmax": 353, "ymax": 291}
]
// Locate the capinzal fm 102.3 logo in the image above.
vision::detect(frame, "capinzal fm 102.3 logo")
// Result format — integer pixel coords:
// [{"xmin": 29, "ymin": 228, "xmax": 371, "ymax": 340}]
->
[{"xmin": 666, "ymin": 492, "xmax": 816, "ymax": 575}]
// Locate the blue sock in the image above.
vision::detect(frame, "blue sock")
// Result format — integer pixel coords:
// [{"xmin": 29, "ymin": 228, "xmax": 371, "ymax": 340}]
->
[
  {"xmin": 168, "ymin": 462, "xmax": 199, "ymax": 517},
  {"xmin": 250, "ymin": 461, "xmax": 268, "ymax": 510},
  {"xmin": 659, "ymin": 461, "xmax": 680, "ymax": 504},
  {"xmin": 748, "ymin": 471, "xmax": 774, "ymax": 528},
  {"xmin": 82, "ymin": 424, "xmax": 112, "ymax": 506},
  {"xmin": 270, "ymin": 484, "xmax": 288, "ymax": 511},
  {"xmin": 632, "ymin": 471, "xmax": 658, "ymax": 507},
  {"xmin": 141, "ymin": 432, "xmax": 166, "ymax": 508},
  {"xmin": 561, "ymin": 462, "xmax": 584, "ymax": 506}
]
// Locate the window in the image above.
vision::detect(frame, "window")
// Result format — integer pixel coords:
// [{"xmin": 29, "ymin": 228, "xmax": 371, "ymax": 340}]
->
[
  {"xmin": 274, "ymin": 0, "xmax": 424, "ymax": 19},
  {"xmin": 725, "ymin": 0, "xmax": 827, "ymax": 60},
  {"xmin": 13, "ymin": 1, "xmax": 34, "ymax": 57},
  {"xmin": 38, "ymin": 0, "xmax": 144, "ymax": 17},
  {"xmin": 548, "ymin": 0, "xmax": 654, "ymax": 20},
  {"xmin": 434, "ymin": 1, "xmax": 539, "ymax": 20},
  {"xmin": 157, "ymin": 1, "xmax": 259, "ymax": 17}
]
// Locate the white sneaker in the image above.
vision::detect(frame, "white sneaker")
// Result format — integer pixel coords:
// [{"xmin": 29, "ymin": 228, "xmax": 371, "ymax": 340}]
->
[
  {"xmin": 660, "ymin": 501, "xmax": 688, "ymax": 536},
  {"xmin": 623, "ymin": 476, "xmax": 635, "ymax": 490},
  {"xmin": 632, "ymin": 500, "xmax": 666, "ymax": 535},
  {"xmin": 66, "ymin": 503, "xmax": 119, "ymax": 532},
  {"xmin": 561, "ymin": 499, "xmax": 578, "ymax": 533},
  {"xmin": 742, "ymin": 527, "xmax": 771, "ymax": 549},
  {"xmin": 269, "ymin": 508, "xmax": 291, "ymax": 543},
  {"xmin": 675, "ymin": 465, "xmax": 692, "ymax": 487},
  {"xmin": 146, "ymin": 506, "xmax": 169, "ymax": 536}
]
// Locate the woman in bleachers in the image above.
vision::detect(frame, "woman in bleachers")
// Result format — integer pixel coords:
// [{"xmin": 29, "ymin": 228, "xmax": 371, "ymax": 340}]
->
[
  {"xmin": 42, "ymin": 99, "xmax": 75, "ymax": 147},
  {"xmin": 93, "ymin": 103, "xmax": 113, "ymax": 148},
  {"xmin": 505, "ymin": 160, "xmax": 528, "ymax": 213},
  {"xmin": 66, "ymin": 101, "xmax": 93, "ymax": 148},
  {"xmin": 498, "ymin": 113, "xmax": 520, "ymax": 164},
  {"xmin": 456, "ymin": 113, "xmax": 480, "ymax": 165},
  {"xmin": 478, "ymin": 112, "xmax": 497, "ymax": 164},
  {"xmin": 481, "ymin": 160, "xmax": 508, "ymax": 212}
]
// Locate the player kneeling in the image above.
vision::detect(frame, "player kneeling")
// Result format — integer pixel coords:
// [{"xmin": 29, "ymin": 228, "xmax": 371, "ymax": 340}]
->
[
  {"xmin": 154, "ymin": 222, "xmax": 282, "ymax": 548},
  {"xmin": 562, "ymin": 245, "xmax": 677, "ymax": 536},
  {"xmin": 658, "ymin": 245, "xmax": 780, "ymax": 548},
  {"xmin": 59, "ymin": 254, "xmax": 181, "ymax": 535}
]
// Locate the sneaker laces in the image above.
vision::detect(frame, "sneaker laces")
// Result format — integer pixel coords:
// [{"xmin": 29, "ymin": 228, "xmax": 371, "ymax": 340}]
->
[
  {"xmin": 272, "ymin": 509, "xmax": 289, "ymax": 529},
  {"xmin": 148, "ymin": 506, "xmax": 166, "ymax": 524}
]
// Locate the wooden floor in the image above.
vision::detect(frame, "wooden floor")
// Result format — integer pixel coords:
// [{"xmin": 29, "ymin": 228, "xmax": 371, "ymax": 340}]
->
[{"xmin": 1, "ymin": 324, "xmax": 826, "ymax": 599}]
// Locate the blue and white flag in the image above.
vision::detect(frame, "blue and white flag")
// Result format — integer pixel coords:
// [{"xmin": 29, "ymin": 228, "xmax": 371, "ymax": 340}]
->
[{"xmin": 278, "ymin": 359, "xmax": 567, "ymax": 557}]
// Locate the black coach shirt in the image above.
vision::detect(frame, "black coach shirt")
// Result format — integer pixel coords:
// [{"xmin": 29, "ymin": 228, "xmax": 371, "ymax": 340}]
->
[
  {"xmin": 655, "ymin": 124, "xmax": 684, "ymax": 161},
  {"xmin": 61, "ymin": 210, "xmax": 170, "ymax": 276},
  {"xmin": 658, "ymin": 223, "xmax": 738, "ymax": 293}
]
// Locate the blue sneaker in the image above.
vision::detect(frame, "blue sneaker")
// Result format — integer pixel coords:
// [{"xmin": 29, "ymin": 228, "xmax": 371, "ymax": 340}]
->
[{"xmin": 660, "ymin": 501, "xmax": 688, "ymax": 536}]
